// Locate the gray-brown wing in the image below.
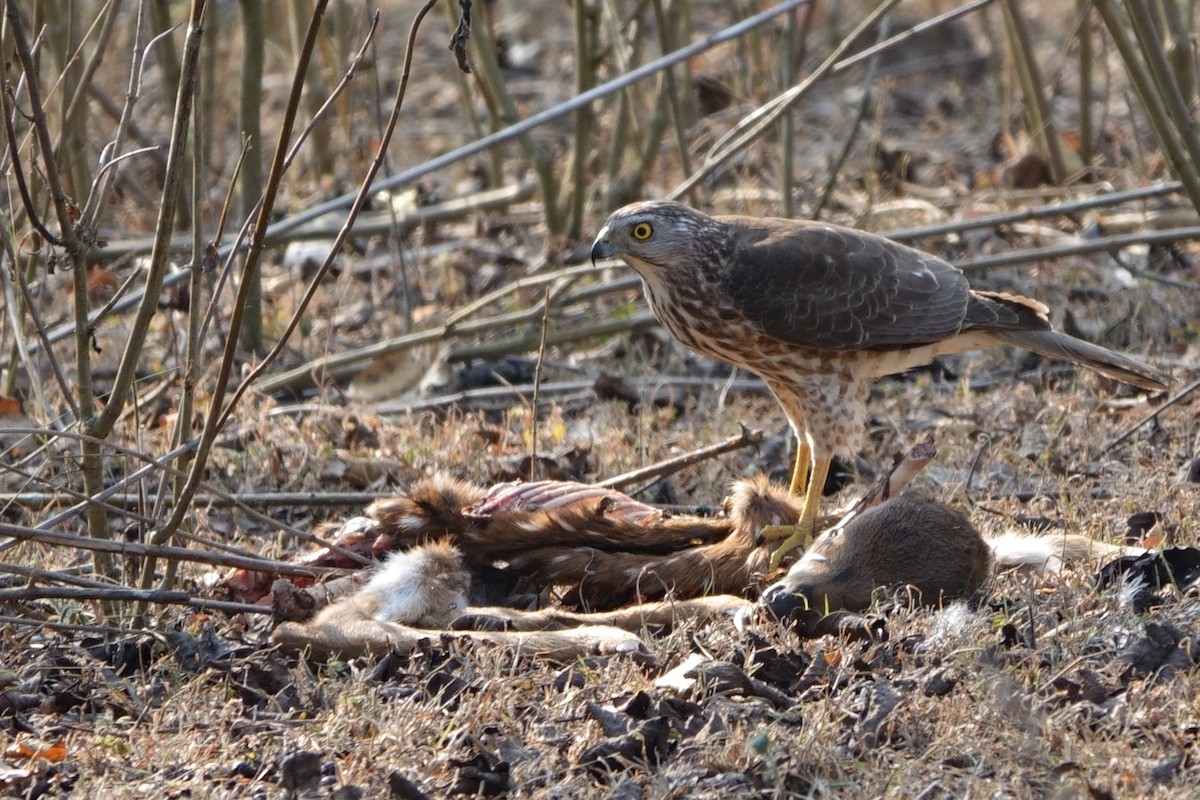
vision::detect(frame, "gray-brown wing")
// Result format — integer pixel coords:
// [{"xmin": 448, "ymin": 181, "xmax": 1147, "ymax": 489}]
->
[{"xmin": 716, "ymin": 219, "xmax": 972, "ymax": 351}]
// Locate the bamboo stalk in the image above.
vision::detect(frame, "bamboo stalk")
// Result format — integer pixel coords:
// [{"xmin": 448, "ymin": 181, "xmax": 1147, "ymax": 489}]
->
[
  {"xmin": 1093, "ymin": 0, "xmax": 1200, "ymax": 215},
  {"xmin": 999, "ymin": 0, "xmax": 1068, "ymax": 183}
]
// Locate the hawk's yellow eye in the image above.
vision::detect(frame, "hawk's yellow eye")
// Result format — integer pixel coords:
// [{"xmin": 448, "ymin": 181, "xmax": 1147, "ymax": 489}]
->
[{"xmin": 631, "ymin": 222, "xmax": 654, "ymax": 241}]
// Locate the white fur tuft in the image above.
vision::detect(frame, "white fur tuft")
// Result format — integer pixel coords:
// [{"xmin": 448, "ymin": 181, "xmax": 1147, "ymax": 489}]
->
[
  {"xmin": 363, "ymin": 546, "xmax": 468, "ymax": 624},
  {"xmin": 924, "ymin": 602, "xmax": 978, "ymax": 648}
]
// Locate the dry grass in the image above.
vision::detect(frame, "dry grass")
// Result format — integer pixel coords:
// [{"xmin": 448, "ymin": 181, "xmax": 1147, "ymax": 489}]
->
[{"xmin": 3, "ymin": 0, "xmax": 1200, "ymax": 797}]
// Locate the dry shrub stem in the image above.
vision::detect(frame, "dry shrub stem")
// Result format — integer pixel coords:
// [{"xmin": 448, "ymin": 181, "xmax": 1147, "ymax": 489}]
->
[
  {"xmin": 529, "ymin": 286, "xmax": 553, "ymax": 480},
  {"xmin": 886, "ymin": 180, "xmax": 1183, "ymax": 241},
  {"xmin": 598, "ymin": 427, "xmax": 765, "ymax": 492},
  {"xmin": 1076, "ymin": 0, "xmax": 1094, "ymax": 168},
  {"xmin": 999, "ymin": 0, "xmax": 1068, "ymax": 183},
  {"xmin": 467, "ymin": 2, "xmax": 563, "ymax": 235},
  {"xmin": 0, "ymin": 585, "xmax": 268, "ymax": 616},
  {"xmin": 673, "ymin": 0, "xmax": 904, "ymax": 198},
  {"xmin": 566, "ymin": 0, "xmax": 596, "ymax": 237},
  {"xmin": 52, "ymin": 0, "xmax": 123, "ymax": 170},
  {"xmin": 651, "ymin": 0, "xmax": 693, "ymax": 202},
  {"xmin": 79, "ymin": 2, "xmax": 152, "ymax": 231},
  {"xmin": 3, "ymin": 1, "xmax": 112, "ymax": 575},
  {"xmin": 0, "ymin": 521, "xmax": 340, "ymax": 581},
  {"xmin": 139, "ymin": 0, "xmax": 331, "ymax": 597},
  {"xmin": 811, "ymin": 15, "xmax": 890, "ymax": 221},
  {"xmin": 134, "ymin": 0, "xmax": 443, "ymax": 599},
  {"xmin": 956, "ymin": 223, "xmax": 1200, "ymax": 273},
  {"xmin": 0, "ymin": 227, "xmax": 77, "ymax": 421},
  {"xmin": 1093, "ymin": 0, "xmax": 1200, "ymax": 216},
  {"xmin": 0, "ymin": 432, "xmax": 313, "ymax": 552},
  {"xmin": 1122, "ymin": 0, "xmax": 1200, "ymax": 196},
  {"xmin": 237, "ymin": 0, "xmax": 266, "ymax": 356},
  {"xmin": 212, "ymin": 0, "xmax": 440, "ymax": 434}
]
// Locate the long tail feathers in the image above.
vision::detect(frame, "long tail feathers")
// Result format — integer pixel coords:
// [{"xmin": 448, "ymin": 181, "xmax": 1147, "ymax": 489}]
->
[{"xmin": 995, "ymin": 330, "xmax": 1169, "ymax": 392}]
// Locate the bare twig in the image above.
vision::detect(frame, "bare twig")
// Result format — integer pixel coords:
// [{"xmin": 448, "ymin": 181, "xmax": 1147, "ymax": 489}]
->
[
  {"xmin": 884, "ymin": 181, "xmax": 1183, "ymax": 242},
  {"xmin": 143, "ymin": 0, "xmax": 338, "ymax": 588},
  {"xmin": 956, "ymin": 224, "xmax": 1200, "ymax": 272},
  {"xmin": 812, "ymin": 15, "xmax": 890, "ymax": 220},
  {"xmin": 0, "ymin": 521, "xmax": 342, "ymax": 578},
  {"xmin": 1104, "ymin": 382, "xmax": 1195, "ymax": 450},
  {"xmin": 1093, "ymin": 0, "xmax": 1200, "ymax": 216},
  {"xmin": 598, "ymin": 427, "xmax": 766, "ymax": 491},
  {"xmin": 1000, "ymin": 0, "xmax": 1068, "ymax": 183},
  {"xmin": 529, "ymin": 287, "xmax": 553, "ymax": 480},
  {"xmin": 0, "ymin": 591, "xmax": 270, "ymax": 616},
  {"xmin": 674, "ymin": 0, "xmax": 930, "ymax": 198},
  {"xmin": 0, "ymin": 491, "xmax": 399, "ymax": 511}
]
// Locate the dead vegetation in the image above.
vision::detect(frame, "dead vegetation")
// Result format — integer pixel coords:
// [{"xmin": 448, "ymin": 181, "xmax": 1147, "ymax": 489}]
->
[{"xmin": 3, "ymin": 0, "xmax": 1200, "ymax": 796}]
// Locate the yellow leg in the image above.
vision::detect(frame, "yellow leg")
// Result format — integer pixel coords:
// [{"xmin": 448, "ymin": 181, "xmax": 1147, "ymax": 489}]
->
[
  {"xmin": 769, "ymin": 455, "xmax": 831, "ymax": 570},
  {"xmin": 761, "ymin": 438, "xmax": 811, "ymax": 543},
  {"xmin": 788, "ymin": 439, "xmax": 811, "ymax": 496}
]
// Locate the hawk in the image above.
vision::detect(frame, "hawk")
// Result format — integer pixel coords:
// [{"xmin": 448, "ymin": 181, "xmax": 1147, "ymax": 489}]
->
[{"xmin": 590, "ymin": 201, "xmax": 1169, "ymax": 569}]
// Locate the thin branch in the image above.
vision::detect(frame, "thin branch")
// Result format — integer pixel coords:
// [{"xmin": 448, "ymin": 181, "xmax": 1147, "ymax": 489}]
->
[
  {"xmin": 598, "ymin": 427, "xmax": 766, "ymax": 491},
  {"xmin": 0, "ymin": 521, "xmax": 343, "ymax": 578},
  {"xmin": 147, "ymin": 0, "xmax": 337, "ymax": 576}
]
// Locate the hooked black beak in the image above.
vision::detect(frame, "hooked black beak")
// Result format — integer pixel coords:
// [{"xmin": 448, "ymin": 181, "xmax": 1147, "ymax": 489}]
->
[{"xmin": 590, "ymin": 228, "xmax": 614, "ymax": 267}]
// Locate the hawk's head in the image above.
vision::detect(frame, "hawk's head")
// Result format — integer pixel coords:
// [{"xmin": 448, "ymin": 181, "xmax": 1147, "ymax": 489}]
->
[{"xmin": 591, "ymin": 201, "xmax": 720, "ymax": 285}]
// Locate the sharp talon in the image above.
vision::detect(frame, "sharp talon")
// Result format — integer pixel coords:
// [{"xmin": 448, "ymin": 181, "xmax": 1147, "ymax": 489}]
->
[
  {"xmin": 766, "ymin": 520, "xmax": 814, "ymax": 569},
  {"xmin": 759, "ymin": 524, "xmax": 792, "ymax": 542}
]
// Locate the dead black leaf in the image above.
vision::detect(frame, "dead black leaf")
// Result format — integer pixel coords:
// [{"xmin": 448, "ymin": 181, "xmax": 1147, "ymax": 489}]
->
[
  {"xmin": 999, "ymin": 621, "xmax": 1033, "ymax": 649},
  {"xmin": 448, "ymin": 0, "xmax": 472, "ymax": 74},
  {"xmin": 854, "ymin": 682, "xmax": 902, "ymax": 748},
  {"xmin": 693, "ymin": 73, "xmax": 735, "ymax": 116},
  {"xmin": 425, "ymin": 669, "xmax": 473, "ymax": 707},
  {"xmin": 1051, "ymin": 668, "xmax": 1112, "ymax": 705},
  {"xmin": 388, "ymin": 771, "xmax": 431, "ymax": 800},
  {"xmin": 578, "ymin": 715, "xmax": 672, "ymax": 779},
  {"xmin": 279, "ymin": 750, "xmax": 324, "ymax": 796},
  {"xmin": 605, "ymin": 774, "xmax": 646, "ymax": 800},
  {"xmin": 1149, "ymin": 753, "xmax": 1186, "ymax": 785},
  {"xmin": 455, "ymin": 357, "xmax": 537, "ymax": 391},
  {"xmin": 921, "ymin": 667, "xmax": 959, "ymax": 698},
  {"xmin": 85, "ymin": 633, "xmax": 157, "ymax": 677},
  {"xmin": 1005, "ymin": 152, "xmax": 1052, "ymax": 188},
  {"xmin": 227, "ymin": 652, "xmax": 302, "ymax": 711},
  {"xmin": 272, "ymin": 579, "xmax": 319, "ymax": 624},
  {"xmin": 619, "ymin": 690, "xmax": 653, "ymax": 718},
  {"xmin": 367, "ymin": 649, "xmax": 412, "ymax": 683},
  {"xmin": 552, "ymin": 657, "xmax": 616, "ymax": 692},
  {"xmin": 1117, "ymin": 621, "xmax": 1199, "ymax": 681},
  {"xmin": 165, "ymin": 627, "xmax": 236, "ymax": 673},
  {"xmin": 686, "ymin": 660, "xmax": 792, "ymax": 709},
  {"xmin": 0, "ymin": 689, "xmax": 42, "ymax": 719},
  {"xmin": 592, "ymin": 372, "xmax": 687, "ymax": 415},
  {"xmin": 448, "ymin": 751, "xmax": 511, "ymax": 796},
  {"xmin": 1126, "ymin": 510, "xmax": 1164, "ymax": 542},
  {"xmin": 586, "ymin": 701, "xmax": 635, "ymax": 738},
  {"xmin": 792, "ymin": 648, "xmax": 833, "ymax": 696},
  {"xmin": 740, "ymin": 636, "xmax": 810, "ymax": 688}
]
